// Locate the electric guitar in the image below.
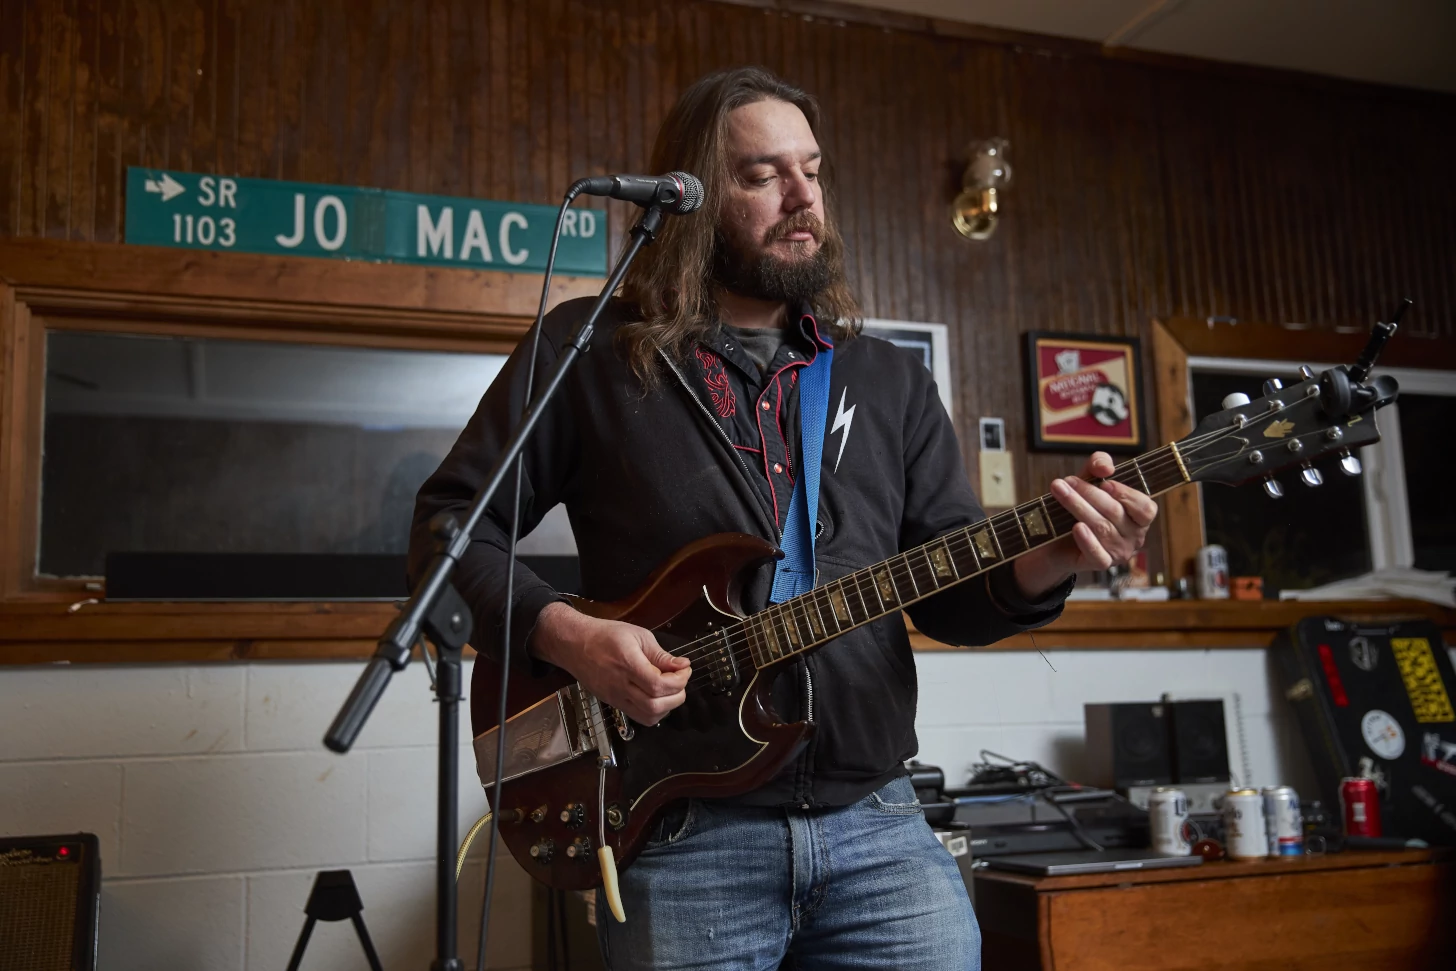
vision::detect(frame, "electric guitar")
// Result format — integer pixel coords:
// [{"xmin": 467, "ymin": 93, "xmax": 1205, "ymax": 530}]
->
[{"xmin": 468, "ymin": 351, "xmax": 1399, "ymax": 896}]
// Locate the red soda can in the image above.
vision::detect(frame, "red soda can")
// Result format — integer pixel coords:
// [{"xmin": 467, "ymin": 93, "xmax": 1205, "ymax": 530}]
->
[{"xmin": 1340, "ymin": 777, "xmax": 1381, "ymax": 837}]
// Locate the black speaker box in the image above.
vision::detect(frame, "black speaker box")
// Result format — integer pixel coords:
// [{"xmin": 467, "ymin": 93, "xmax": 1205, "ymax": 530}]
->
[
  {"xmin": 1084, "ymin": 702, "xmax": 1173, "ymax": 789},
  {"xmin": 1168, "ymin": 699, "xmax": 1231, "ymax": 784},
  {"xmin": 0, "ymin": 833, "xmax": 101, "ymax": 970}
]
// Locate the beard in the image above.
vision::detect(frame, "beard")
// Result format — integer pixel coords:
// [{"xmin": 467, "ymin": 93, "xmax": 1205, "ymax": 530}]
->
[{"xmin": 711, "ymin": 213, "xmax": 838, "ymax": 306}]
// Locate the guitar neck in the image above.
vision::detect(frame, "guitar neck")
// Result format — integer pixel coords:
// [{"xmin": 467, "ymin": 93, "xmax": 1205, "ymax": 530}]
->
[{"xmin": 737, "ymin": 442, "xmax": 1192, "ymax": 669}]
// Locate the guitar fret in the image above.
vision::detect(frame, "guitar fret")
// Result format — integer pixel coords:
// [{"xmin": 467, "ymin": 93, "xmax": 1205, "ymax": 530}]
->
[
  {"xmin": 930, "ymin": 536, "xmax": 959, "ymax": 581},
  {"xmin": 1011, "ymin": 508, "xmax": 1031, "ymax": 548},
  {"xmin": 807, "ymin": 591, "xmax": 828, "ymax": 640},
  {"xmin": 1131, "ymin": 456, "xmax": 1151, "ymax": 494},
  {"xmin": 828, "ymin": 581, "xmax": 853, "ymax": 627},
  {"xmin": 866, "ymin": 567, "xmax": 888, "ymax": 613},
  {"xmin": 951, "ymin": 528, "xmax": 981, "ymax": 574},
  {"xmin": 916, "ymin": 546, "xmax": 942, "ymax": 592},
  {"xmin": 901, "ymin": 553, "xmax": 921, "ymax": 598}
]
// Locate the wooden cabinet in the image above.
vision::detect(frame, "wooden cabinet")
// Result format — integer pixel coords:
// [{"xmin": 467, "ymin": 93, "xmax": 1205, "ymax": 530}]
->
[{"xmin": 974, "ymin": 849, "xmax": 1454, "ymax": 971}]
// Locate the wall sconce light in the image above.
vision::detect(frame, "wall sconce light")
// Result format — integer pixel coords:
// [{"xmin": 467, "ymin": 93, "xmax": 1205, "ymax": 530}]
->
[{"xmin": 952, "ymin": 138, "xmax": 1012, "ymax": 240}]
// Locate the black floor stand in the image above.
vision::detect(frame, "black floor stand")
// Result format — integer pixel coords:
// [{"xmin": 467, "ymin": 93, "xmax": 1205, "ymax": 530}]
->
[
  {"xmin": 323, "ymin": 203, "xmax": 668, "ymax": 971},
  {"xmin": 286, "ymin": 870, "xmax": 384, "ymax": 971}
]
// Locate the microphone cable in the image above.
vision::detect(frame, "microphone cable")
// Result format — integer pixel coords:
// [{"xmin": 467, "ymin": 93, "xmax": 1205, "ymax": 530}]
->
[{"xmin": 476, "ymin": 181, "xmax": 588, "ymax": 971}]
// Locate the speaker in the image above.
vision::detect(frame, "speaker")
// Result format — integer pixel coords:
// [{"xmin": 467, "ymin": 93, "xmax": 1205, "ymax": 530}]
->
[
  {"xmin": 1168, "ymin": 699, "xmax": 1231, "ymax": 784},
  {"xmin": 1084, "ymin": 702, "xmax": 1173, "ymax": 789},
  {"xmin": 0, "ymin": 833, "xmax": 101, "ymax": 971}
]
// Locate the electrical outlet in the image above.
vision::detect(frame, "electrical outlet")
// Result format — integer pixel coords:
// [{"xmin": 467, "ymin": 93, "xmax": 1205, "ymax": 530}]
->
[{"xmin": 979, "ymin": 450, "xmax": 1016, "ymax": 508}]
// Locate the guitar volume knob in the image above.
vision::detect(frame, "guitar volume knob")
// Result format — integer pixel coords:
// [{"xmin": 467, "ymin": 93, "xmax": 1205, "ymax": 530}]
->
[
  {"xmin": 529, "ymin": 839, "xmax": 555, "ymax": 863},
  {"xmin": 560, "ymin": 803, "xmax": 587, "ymax": 828},
  {"xmin": 566, "ymin": 837, "xmax": 593, "ymax": 860}
]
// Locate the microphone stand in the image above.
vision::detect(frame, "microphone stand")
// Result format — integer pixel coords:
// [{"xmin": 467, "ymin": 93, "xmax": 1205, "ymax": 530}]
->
[{"xmin": 324, "ymin": 202, "xmax": 668, "ymax": 971}]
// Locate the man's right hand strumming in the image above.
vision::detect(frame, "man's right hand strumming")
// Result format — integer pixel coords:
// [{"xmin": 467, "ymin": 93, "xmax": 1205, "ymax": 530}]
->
[{"xmin": 530, "ymin": 602, "xmax": 692, "ymax": 726}]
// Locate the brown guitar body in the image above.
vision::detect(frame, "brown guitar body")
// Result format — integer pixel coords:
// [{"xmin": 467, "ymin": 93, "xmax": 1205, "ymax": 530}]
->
[{"xmin": 468, "ymin": 532, "xmax": 812, "ymax": 891}]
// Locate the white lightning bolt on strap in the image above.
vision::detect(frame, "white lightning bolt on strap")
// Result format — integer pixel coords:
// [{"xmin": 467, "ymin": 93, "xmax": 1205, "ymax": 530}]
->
[{"xmin": 831, "ymin": 388, "xmax": 855, "ymax": 473}]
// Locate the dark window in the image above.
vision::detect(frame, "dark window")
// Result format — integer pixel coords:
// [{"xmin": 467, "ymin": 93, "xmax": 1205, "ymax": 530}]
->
[
  {"xmin": 40, "ymin": 331, "xmax": 501, "ymax": 578},
  {"xmin": 1191, "ymin": 371, "xmax": 1371, "ymax": 593},
  {"xmin": 1397, "ymin": 393, "xmax": 1456, "ymax": 573}
]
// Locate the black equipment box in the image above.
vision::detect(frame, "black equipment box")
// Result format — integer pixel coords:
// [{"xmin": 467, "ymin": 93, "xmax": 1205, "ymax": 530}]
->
[{"xmin": 1274, "ymin": 616, "xmax": 1456, "ymax": 845}]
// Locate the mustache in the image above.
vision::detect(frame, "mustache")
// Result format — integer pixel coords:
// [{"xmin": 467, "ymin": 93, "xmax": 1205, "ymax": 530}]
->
[{"xmin": 763, "ymin": 211, "xmax": 822, "ymax": 245}]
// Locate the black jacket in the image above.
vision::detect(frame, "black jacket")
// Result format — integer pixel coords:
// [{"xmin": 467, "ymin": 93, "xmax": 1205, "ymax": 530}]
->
[{"xmin": 410, "ymin": 297, "xmax": 1070, "ymax": 807}]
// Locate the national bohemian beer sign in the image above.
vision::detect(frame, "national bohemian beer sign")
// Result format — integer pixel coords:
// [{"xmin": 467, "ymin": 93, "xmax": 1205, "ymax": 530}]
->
[{"xmin": 124, "ymin": 168, "xmax": 607, "ymax": 276}]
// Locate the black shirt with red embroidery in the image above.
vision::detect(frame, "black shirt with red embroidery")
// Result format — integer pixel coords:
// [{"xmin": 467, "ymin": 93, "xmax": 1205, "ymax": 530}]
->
[{"xmin": 688, "ymin": 313, "xmax": 828, "ymax": 534}]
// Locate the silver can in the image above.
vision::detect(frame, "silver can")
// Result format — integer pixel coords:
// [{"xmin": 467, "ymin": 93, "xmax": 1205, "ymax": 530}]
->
[
  {"xmin": 1149, "ymin": 786, "xmax": 1191, "ymax": 856},
  {"xmin": 1222, "ymin": 787, "xmax": 1267, "ymax": 860},
  {"xmin": 1263, "ymin": 786, "xmax": 1303, "ymax": 857},
  {"xmin": 1196, "ymin": 544, "xmax": 1230, "ymax": 600}
]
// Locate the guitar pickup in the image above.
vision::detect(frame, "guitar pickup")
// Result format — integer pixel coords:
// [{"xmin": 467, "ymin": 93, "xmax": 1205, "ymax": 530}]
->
[{"xmin": 706, "ymin": 630, "xmax": 739, "ymax": 694}]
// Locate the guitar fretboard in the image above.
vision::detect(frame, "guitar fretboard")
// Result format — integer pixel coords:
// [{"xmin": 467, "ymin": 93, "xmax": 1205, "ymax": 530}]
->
[{"xmin": 721, "ymin": 443, "xmax": 1190, "ymax": 670}]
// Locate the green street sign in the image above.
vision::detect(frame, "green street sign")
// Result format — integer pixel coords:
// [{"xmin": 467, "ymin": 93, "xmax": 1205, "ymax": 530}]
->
[{"xmin": 123, "ymin": 167, "xmax": 607, "ymax": 277}]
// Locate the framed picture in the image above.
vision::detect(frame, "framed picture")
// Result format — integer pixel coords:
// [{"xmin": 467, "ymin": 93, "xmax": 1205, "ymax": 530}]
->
[
  {"xmin": 861, "ymin": 319, "xmax": 953, "ymax": 417},
  {"xmin": 1023, "ymin": 331, "xmax": 1145, "ymax": 452}
]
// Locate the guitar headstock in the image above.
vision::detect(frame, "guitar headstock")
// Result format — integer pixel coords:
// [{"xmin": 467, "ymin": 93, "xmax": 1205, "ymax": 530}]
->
[{"xmin": 1176, "ymin": 366, "xmax": 1399, "ymax": 497}]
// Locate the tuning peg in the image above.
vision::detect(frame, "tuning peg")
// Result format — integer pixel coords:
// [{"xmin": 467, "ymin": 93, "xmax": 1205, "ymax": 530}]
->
[
  {"xmin": 1221, "ymin": 392, "xmax": 1252, "ymax": 409},
  {"xmin": 1300, "ymin": 463, "xmax": 1323, "ymax": 487},
  {"xmin": 1263, "ymin": 476, "xmax": 1285, "ymax": 499},
  {"xmin": 1298, "ymin": 366, "xmax": 1315, "ymax": 380},
  {"xmin": 1262, "ymin": 378, "xmax": 1284, "ymax": 396},
  {"xmin": 1339, "ymin": 449, "xmax": 1362, "ymax": 476}
]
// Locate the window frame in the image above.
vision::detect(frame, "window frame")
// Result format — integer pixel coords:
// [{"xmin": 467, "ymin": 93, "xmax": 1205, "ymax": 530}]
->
[{"xmin": 1186, "ymin": 357, "xmax": 1456, "ymax": 574}]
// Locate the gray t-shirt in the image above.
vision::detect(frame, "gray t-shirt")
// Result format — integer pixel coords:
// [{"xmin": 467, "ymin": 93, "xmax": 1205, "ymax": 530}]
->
[{"xmin": 723, "ymin": 324, "xmax": 790, "ymax": 377}]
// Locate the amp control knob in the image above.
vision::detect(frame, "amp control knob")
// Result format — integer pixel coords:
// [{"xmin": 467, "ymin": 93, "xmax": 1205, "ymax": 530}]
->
[
  {"xmin": 529, "ymin": 839, "xmax": 555, "ymax": 864},
  {"xmin": 560, "ymin": 803, "xmax": 587, "ymax": 829}
]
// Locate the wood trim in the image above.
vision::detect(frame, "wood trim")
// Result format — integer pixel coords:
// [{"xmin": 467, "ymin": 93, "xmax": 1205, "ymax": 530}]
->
[
  {"xmin": 909, "ymin": 598, "xmax": 1456, "ymax": 652},
  {"xmin": 1151, "ymin": 319, "xmax": 1203, "ymax": 582},
  {"xmin": 0, "ymin": 239, "xmax": 602, "ymax": 323},
  {"xmin": 3, "ymin": 598, "xmax": 1451, "ymax": 665},
  {"xmin": 0, "ymin": 240, "xmax": 601, "ymax": 659},
  {"xmin": 1147, "ymin": 315, "xmax": 1454, "ymax": 585},
  {"xmin": 1161, "ymin": 316, "xmax": 1456, "ymax": 371},
  {"xmin": 714, "ymin": 0, "xmax": 1456, "ymax": 105}
]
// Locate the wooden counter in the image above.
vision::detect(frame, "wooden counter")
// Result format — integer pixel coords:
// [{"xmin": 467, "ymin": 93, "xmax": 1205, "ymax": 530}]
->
[{"xmin": 974, "ymin": 848, "xmax": 1455, "ymax": 971}]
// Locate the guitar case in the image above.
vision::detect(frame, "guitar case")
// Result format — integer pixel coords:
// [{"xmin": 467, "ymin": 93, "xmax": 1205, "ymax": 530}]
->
[{"xmin": 1273, "ymin": 616, "xmax": 1456, "ymax": 845}]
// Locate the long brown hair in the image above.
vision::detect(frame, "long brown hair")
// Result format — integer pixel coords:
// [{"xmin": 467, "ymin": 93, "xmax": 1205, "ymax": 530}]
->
[{"xmin": 618, "ymin": 67, "xmax": 861, "ymax": 385}]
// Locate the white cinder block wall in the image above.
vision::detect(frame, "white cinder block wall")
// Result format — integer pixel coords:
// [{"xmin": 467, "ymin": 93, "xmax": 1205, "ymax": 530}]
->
[
  {"xmin": 6, "ymin": 645, "xmax": 1455, "ymax": 969},
  {"xmin": 0, "ymin": 659, "xmax": 532, "ymax": 971}
]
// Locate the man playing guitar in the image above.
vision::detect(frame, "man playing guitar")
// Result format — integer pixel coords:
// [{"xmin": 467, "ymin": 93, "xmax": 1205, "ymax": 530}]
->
[{"xmin": 411, "ymin": 66, "xmax": 1156, "ymax": 971}]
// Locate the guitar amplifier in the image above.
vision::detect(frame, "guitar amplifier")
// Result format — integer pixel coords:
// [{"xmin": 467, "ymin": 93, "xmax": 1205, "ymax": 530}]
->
[
  {"xmin": 0, "ymin": 833, "xmax": 101, "ymax": 970},
  {"xmin": 1274, "ymin": 617, "xmax": 1456, "ymax": 845}
]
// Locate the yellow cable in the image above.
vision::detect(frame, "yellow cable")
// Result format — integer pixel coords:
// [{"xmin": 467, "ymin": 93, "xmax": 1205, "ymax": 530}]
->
[{"xmin": 456, "ymin": 811, "xmax": 493, "ymax": 881}]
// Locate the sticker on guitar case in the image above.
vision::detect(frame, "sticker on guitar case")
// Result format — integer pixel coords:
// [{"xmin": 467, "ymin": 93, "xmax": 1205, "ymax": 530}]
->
[
  {"xmin": 1391, "ymin": 638, "xmax": 1455, "ymax": 724},
  {"xmin": 1362, "ymin": 709, "xmax": 1406, "ymax": 760}
]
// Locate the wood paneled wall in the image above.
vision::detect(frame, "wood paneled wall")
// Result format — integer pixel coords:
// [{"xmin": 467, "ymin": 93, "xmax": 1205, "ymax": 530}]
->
[{"xmin": 4, "ymin": 0, "xmax": 1454, "ymax": 511}]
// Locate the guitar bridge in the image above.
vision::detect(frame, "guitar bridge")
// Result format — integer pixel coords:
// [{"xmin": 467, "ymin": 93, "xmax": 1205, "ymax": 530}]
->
[{"xmin": 473, "ymin": 684, "xmax": 613, "ymax": 791}]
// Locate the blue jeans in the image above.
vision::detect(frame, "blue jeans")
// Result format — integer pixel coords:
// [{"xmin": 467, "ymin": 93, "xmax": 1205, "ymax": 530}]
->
[{"xmin": 596, "ymin": 776, "xmax": 979, "ymax": 970}]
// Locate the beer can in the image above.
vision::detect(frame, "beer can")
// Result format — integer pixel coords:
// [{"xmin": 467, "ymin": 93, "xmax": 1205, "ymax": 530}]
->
[
  {"xmin": 1340, "ymin": 777, "xmax": 1382, "ymax": 837},
  {"xmin": 1262, "ymin": 786, "xmax": 1303, "ymax": 856},
  {"xmin": 1196, "ymin": 545, "xmax": 1230, "ymax": 599},
  {"xmin": 1149, "ymin": 786, "xmax": 1191, "ymax": 856},
  {"xmin": 1222, "ymin": 788, "xmax": 1267, "ymax": 860}
]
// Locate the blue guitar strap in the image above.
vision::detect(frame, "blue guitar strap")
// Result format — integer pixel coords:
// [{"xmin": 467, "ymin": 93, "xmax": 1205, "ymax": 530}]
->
[{"xmin": 770, "ymin": 343, "xmax": 833, "ymax": 603}]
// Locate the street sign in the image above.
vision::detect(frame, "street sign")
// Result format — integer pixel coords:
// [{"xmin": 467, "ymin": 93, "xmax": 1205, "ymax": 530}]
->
[{"xmin": 124, "ymin": 167, "xmax": 607, "ymax": 277}]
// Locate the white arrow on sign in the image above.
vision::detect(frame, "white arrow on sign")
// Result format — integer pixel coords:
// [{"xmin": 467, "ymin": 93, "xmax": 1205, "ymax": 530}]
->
[{"xmin": 143, "ymin": 172, "xmax": 186, "ymax": 202}]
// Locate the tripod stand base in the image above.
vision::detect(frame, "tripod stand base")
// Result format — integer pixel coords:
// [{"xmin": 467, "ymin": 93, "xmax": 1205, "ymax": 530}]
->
[{"xmin": 286, "ymin": 870, "xmax": 384, "ymax": 971}]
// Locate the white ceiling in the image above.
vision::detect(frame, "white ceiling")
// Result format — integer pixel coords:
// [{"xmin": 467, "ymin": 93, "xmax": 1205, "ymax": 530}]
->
[{"xmin": 833, "ymin": 0, "xmax": 1456, "ymax": 94}]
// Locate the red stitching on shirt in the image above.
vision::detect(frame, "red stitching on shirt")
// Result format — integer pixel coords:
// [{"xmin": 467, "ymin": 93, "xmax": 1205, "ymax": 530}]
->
[{"xmin": 694, "ymin": 347, "xmax": 736, "ymax": 418}]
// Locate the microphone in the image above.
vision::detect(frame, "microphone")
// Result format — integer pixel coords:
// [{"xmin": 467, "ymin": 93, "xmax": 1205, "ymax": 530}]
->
[{"xmin": 575, "ymin": 171, "xmax": 704, "ymax": 214}]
